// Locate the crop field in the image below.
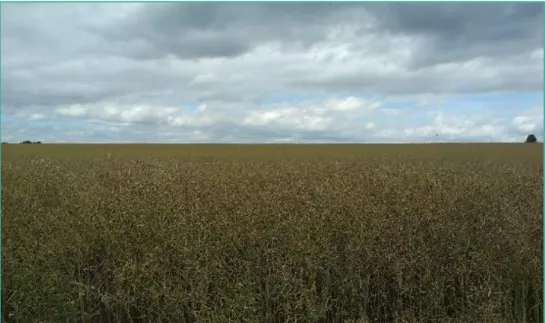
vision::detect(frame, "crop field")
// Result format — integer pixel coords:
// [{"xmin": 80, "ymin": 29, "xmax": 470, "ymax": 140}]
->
[{"xmin": 1, "ymin": 144, "xmax": 543, "ymax": 323}]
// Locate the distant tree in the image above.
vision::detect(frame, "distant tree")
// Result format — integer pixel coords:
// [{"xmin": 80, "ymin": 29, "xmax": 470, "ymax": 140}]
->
[
  {"xmin": 19, "ymin": 140, "xmax": 43, "ymax": 144},
  {"xmin": 1, "ymin": 142, "xmax": 7, "ymax": 144},
  {"xmin": 525, "ymin": 134, "xmax": 537, "ymax": 143}
]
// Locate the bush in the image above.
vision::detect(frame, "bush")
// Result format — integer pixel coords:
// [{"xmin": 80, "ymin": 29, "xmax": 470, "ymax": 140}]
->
[{"xmin": 525, "ymin": 134, "xmax": 537, "ymax": 143}]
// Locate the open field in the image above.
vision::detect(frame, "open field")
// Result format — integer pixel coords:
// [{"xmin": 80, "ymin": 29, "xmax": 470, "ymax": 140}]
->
[{"xmin": 2, "ymin": 144, "xmax": 543, "ymax": 322}]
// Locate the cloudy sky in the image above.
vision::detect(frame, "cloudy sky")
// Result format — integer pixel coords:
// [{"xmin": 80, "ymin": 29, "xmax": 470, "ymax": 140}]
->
[{"xmin": 1, "ymin": 3, "xmax": 543, "ymax": 143}]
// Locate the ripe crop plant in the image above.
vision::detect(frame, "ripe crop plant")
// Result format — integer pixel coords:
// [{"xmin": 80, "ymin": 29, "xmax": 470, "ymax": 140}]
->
[{"xmin": 1, "ymin": 143, "xmax": 543, "ymax": 323}]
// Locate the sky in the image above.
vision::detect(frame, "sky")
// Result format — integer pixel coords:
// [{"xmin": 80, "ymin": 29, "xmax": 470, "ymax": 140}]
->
[{"xmin": 1, "ymin": 3, "xmax": 543, "ymax": 143}]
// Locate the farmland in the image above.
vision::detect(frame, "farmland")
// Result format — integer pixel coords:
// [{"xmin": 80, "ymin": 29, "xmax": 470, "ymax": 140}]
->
[{"xmin": 1, "ymin": 144, "xmax": 543, "ymax": 322}]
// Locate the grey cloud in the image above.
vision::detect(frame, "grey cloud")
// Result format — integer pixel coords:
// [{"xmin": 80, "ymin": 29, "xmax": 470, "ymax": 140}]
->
[
  {"xmin": 1, "ymin": 53, "xmax": 195, "ymax": 110},
  {"xmin": 367, "ymin": 3, "xmax": 541, "ymax": 39},
  {"xmin": 3, "ymin": 3, "xmax": 542, "ymax": 109},
  {"xmin": 288, "ymin": 57, "xmax": 542, "ymax": 95},
  {"xmin": 88, "ymin": 3, "xmax": 543, "ymax": 64},
  {"xmin": 364, "ymin": 3, "xmax": 543, "ymax": 66},
  {"xmin": 89, "ymin": 3, "xmax": 371, "ymax": 60}
]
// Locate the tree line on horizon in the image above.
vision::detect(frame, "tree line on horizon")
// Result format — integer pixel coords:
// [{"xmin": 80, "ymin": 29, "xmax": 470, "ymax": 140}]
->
[
  {"xmin": 0, "ymin": 134, "xmax": 540, "ymax": 145},
  {"xmin": 1, "ymin": 140, "xmax": 42, "ymax": 144}
]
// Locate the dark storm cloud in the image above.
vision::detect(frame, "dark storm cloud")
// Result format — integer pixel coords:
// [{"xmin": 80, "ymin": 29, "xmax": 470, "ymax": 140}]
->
[
  {"xmin": 364, "ymin": 3, "xmax": 543, "ymax": 66},
  {"xmin": 88, "ymin": 3, "xmax": 371, "ymax": 60},
  {"xmin": 367, "ymin": 3, "xmax": 541, "ymax": 38},
  {"xmin": 91, "ymin": 2, "xmax": 543, "ymax": 63}
]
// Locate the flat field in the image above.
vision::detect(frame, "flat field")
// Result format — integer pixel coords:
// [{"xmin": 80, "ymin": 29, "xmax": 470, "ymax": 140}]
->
[{"xmin": 2, "ymin": 144, "xmax": 543, "ymax": 322}]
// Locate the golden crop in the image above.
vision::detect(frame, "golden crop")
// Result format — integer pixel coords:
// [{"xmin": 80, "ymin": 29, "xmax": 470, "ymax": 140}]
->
[{"xmin": 2, "ymin": 144, "xmax": 543, "ymax": 323}]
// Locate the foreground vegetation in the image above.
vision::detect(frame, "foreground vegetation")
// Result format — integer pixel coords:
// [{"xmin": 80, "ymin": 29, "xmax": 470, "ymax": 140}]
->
[{"xmin": 2, "ymin": 144, "xmax": 543, "ymax": 322}]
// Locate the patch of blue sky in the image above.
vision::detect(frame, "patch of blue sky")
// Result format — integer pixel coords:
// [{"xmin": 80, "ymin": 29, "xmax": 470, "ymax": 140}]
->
[
  {"xmin": 439, "ymin": 93, "xmax": 540, "ymax": 120},
  {"xmin": 375, "ymin": 93, "xmax": 541, "ymax": 124},
  {"xmin": 153, "ymin": 98, "xmax": 199, "ymax": 109},
  {"xmin": 472, "ymin": 92, "xmax": 541, "ymax": 102},
  {"xmin": 51, "ymin": 117, "xmax": 89, "ymax": 130},
  {"xmin": 173, "ymin": 100, "xmax": 200, "ymax": 110},
  {"xmin": 260, "ymin": 92, "xmax": 330, "ymax": 105},
  {"xmin": 381, "ymin": 99, "xmax": 420, "ymax": 111},
  {"xmin": 447, "ymin": 92, "xmax": 540, "ymax": 107},
  {"xmin": 259, "ymin": 91, "xmax": 384, "ymax": 106},
  {"xmin": 370, "ymin": 113, "xmax": 422, "ymax": 131},
  {"xmin": 25, "ymin": 119, "xmax": 52, "ymax": 128},
  {"xmin": 1, "ymin": 114, "xmax": 15, "ymax": 124}
]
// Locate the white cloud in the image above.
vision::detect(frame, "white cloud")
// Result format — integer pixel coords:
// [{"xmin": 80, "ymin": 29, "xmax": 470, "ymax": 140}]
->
[
  {"xmin": 513, "ymin": 116, "xmax": 537, "ymax": 133},
  {"xmin": 512, "ymin": 107, "xmax": 544, "ymax": 136},
  {"xmin": 29, "ymin": 113, "xmax": 45, "ymax": 120},
  {"xmin": 381, "ymin": 108, "xmax": 402, "ymax": 116},
  {"xmin": 403, "ymin": 112, "xmax": 507, "ymax": 139},
  {"xmin": 56, "ymin": 105, "xmax": 87, "ymax": 117},
  {"xmin": 325, "ymin": 97, "xmax": 381, "ymax": 112},
  {"xmin": 56, "ymin": 103, "xmax": 185, "ymax": 125},
  {"xmin": 240, "ymin": 96, "xmax": 383, "ymax": 133}
]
